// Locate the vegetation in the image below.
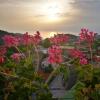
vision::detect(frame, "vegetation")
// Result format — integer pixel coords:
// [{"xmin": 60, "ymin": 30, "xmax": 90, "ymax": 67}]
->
[{"xmin": 0, "ymin": 28, "xmax": 100, "ymax": 100}]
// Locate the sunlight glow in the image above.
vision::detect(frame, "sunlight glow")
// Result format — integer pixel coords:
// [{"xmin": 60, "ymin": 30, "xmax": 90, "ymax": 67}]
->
[
  {"xmin": 43, "ymin": 1, "xmax": 71, "ymax": 22},
  {"xmin": 49, "ymin": 32, "xmax": 57, "ymax": 37},
  {"xmin": 46, "ymin": 4, "xmax": 60, "ymax": 21}
]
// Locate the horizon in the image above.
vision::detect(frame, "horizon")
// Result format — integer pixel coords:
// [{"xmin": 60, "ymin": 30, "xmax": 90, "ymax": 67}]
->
[
  {"xmin": 0, "ymin": 0, "xmax": 100, "ymax": 38},
  {"xmin": 0, "ymin": 29, "xmax": 80, "ymax": 39}
]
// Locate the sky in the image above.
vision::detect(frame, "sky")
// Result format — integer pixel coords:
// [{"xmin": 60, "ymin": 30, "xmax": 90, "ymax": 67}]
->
[{"xmin": 0, "ymin": 0, "xmax": 100, "ymax": 37}]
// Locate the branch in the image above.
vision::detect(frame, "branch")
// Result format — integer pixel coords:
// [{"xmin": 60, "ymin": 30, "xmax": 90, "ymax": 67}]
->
[{"xmin": 0, "ymin": 72, "xmax": 18, "ymax": 79}]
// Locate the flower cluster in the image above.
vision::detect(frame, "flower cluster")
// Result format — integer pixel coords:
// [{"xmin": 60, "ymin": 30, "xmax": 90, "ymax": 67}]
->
[
  {"xmin": 48, "ymin": 45, "xmax": 63, "ymax": 64},
  {"xmin": 79, "ymin": 58, "xmax": 88, "ymax": 65},
  {"xmin": 69, "ymin": 49, "xmax": 88, "ymax": 65},
  {"xmin": 0, "ymin": 46, "xmax": 7, "ymax": 56},
  {"xmin": 33, "ymin": 31, "xmax": 42, "ymax": 45},
  {"xmin": 0, "ymin": 46, "xmax": 7, "ymax": 64},
  {"xmin": 48, "ymin": 34, "xmax": 67, "ymax": 64},
  {"xmin": 22, "ymin": 32, "xmax": 32, "ymax": 45},
  {"xmin": 2, "ymin": 35, "xmax": 20, "ymax": 47},
  {"xmin": 79, "ymin": 28, "xmax": 96, "ymax": 46},
  {"xmin": 22, "ymin": 31, "xmax": 42, "ymax": 46},
  {"xmin": 11, "ymin": 53, "xmax": 25, "ymax": 61},
  {"xmin": 0, "ymin": 29, "xmax": 98, "ymax": 67},
  {"xmin": 49, "ymin": 34, "xmax": 69, "ymax": 44},
  {"xmin": 69, "ymin": 49, "xmax": 85, "ymax": 58},
  {"xmin": 0, "ymin": 57, "xmax": 4, "ymax": 64}
]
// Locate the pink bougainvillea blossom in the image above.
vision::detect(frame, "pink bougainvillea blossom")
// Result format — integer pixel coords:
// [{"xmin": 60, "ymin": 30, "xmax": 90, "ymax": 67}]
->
[
  {"xmin": 79, "ymin": 28, "xmax": 96, "ymax": 46},
  {"xmin": 0, "ymin": 57, "xmax": 4, "ymax": 64},
  {"xmin": 79, "ymin": 28, "xmax": 96, "ymax": 63},
  {"xmin": 2, "ymin": 35, "xmax": 20, "ymax": 47},
  {"xmin": 69, "ymin": 49, "xmax": 88, "ymax": 65},
  {"xmin": 0, "ymin": 46, "xmax": 7, "ymax": 56},
  {"xmin": 49, "ymin": 34, "xmax": 69, "ymax": 44},
  {"xmin": 48, "ymin": 54, "xmax": 63, "ymax": 64},
  {"xmin": 69, "ymin": 49, "xmax": 85, "ymax": 59},
  {"xmin": 22, "ymin": 32, "xmax": 32, "ymax": 45},
  {"xmin": 32, "ymin": 31, "xmax": 42, "ymax": 45},
  {"xmin": 0, "ymin": 46, "xmax": 6, "ymax": 64},
  {"xmin": 48, "ymin": 45, "xmax": 62, "ymax": 54},
  {"xmin": 11, "ymin": 53, "xmax": 25, "ymax": 61},
  {"xmin": 48, "ymin": 45, "xmax": 63, "ymax": 64},
  {"xmin": 48, "ymin": 55, "xmax": 56, "ymax": 64},
  {"xmin": 79, "ymin": 58, "xmax": 88, "ymax": 65},
  {"xmin": 22, "ymin": 31, "xmax": 42, "ymax": 45}
]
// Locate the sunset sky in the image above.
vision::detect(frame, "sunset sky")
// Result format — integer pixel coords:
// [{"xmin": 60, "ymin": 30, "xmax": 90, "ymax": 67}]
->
[{"xmin": 0, "ymin": 0, "xmax": 100, "ymax": 37}]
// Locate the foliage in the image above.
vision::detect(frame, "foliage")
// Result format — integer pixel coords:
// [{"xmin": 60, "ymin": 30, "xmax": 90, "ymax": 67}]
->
[
  {"xmin": 0, "ymin": 28, "xmax": 100, "ymax": 100},
  {"xmin": 56, "ymin": 64, "xmax": 70, "ymax": 81},
  {"xmin": 0, "ymin": 32, "xmax": 52, "ymax": 100},
  {"xmin": 42, "ymin": 64, "xmax": 53, "ymax": 73},
  {"xmin": 41, "ymin": 38, "xmax": 52, "ymax": 48},
  {"xmin": 68, "ymin": 28, "xmax": 100, "ymax": 99}
]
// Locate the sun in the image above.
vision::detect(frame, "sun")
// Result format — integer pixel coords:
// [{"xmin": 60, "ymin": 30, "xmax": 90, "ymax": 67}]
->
[
  {"xmin": 49, "ymin": 32, "xmax": 57, "ymax": 37},
  {"xmin": 43, "ymin": 3, "xmax": 61, "ymax": 22},
  {"xmin": 46, "ymin": 4, "xmax": 59, "ymax": 21},
  {"xmin": 43, "ymin": 1, "xmax": 71, "ymax": 22}
]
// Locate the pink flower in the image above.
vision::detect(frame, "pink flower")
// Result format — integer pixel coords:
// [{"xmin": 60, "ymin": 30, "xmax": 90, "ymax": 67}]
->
[
  {"xmin": 69, "ymin": 49, "xmax": 85, "ymax": 59},
  {"xmin": 0, "ymin": 46, "xmax": 6, "ymax": 64},
  {"xmin": 49, "ymin": 34, "xmax": 69, "ymax": 45},
  {"xmin": 48, "ymin": 45, "xmax": 62, "ymax": 54},
  {"xmin": 79, "ymin": 58, "xmax": 88, "ymax": 65},
  {"xmin": 0, "ymin": 46, "xmax": 7, "ymax": 56},
  {"xmin": 55, "ymin": 54, "xmax": 63, "ymax": 63},
  {"xmin": 48, "ymin": 55, "xmax": 56, "ymax": 64},
  {"xmin": 69, "ymin": 49, "xmax": 88, "ymax": 65},
  {"xmin": 22, "ymin": 32, "xmax": 33, "ymax": 45},
  {"xmin": 0, "ymin": 57, "xmax": 4, "ymax": 64},
  {"xmin": 32, "ymin": 31, "xmax": 42, "ymax": 45},
  {"xmin": 11, "ymin": 53, "xmax": 24, "ymax": 61},
  {"xmin": 2, "ymin": 35, "xmax": 20, "ymax": 47},
  {"xmin": 22, "ymin": 31, "xmax": 42, "ymax": 45},
  {"xmin": 79, "ymin": 28, "xmax": 96, "ymax": 46},
  {"xmin": 48, "ymin": 45, "xmax": 63, "ymax": 64}
]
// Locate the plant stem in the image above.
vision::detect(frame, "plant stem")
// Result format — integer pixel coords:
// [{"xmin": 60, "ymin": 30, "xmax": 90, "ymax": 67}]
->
[
  {"xmin": 4, "ymin": 93, "xmax": 9, "ymax": 100},
  {"xmin": 34, "ymin": 45, "xmax": 40, "ymax": 72},
  {"xmin": 45, "ymin": 69, "xmax": 56, "ymax": 84},
  {"xmin": 89, "ymin": 45, "xmax": 93, "ymax": 63},
  {"xmin": 14, "ymin": 46, "xmax": 21, "ymax": 53},
  {"xmin": 29, "ymin": 96, "xmax": 32, "ymax": 100},
  {"xmin": 0, "ymin": 72, "xmax": 18, "ymax": 78}
]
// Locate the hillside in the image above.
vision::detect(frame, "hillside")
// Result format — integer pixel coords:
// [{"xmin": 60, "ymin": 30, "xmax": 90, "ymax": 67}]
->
[
  {"xmin": 0, "ymin": 30, "xmax": 22, "ymax": 45},
  {"xmin": 0, "ymin": 30, "xmax": 21, "ymax": 37}
]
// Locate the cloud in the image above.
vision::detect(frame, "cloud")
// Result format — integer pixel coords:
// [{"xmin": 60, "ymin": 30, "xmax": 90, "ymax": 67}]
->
[
  {"xmin": 0, "ymin": 0, "xmax": 100, "ymax": 35},
  {"xmin": 0, "ymin": 0, "xmax": 48, "ymax": 6},
  {"xmin": 0, "ymin": 0, "xmax": 38, "ymax": 3}
]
